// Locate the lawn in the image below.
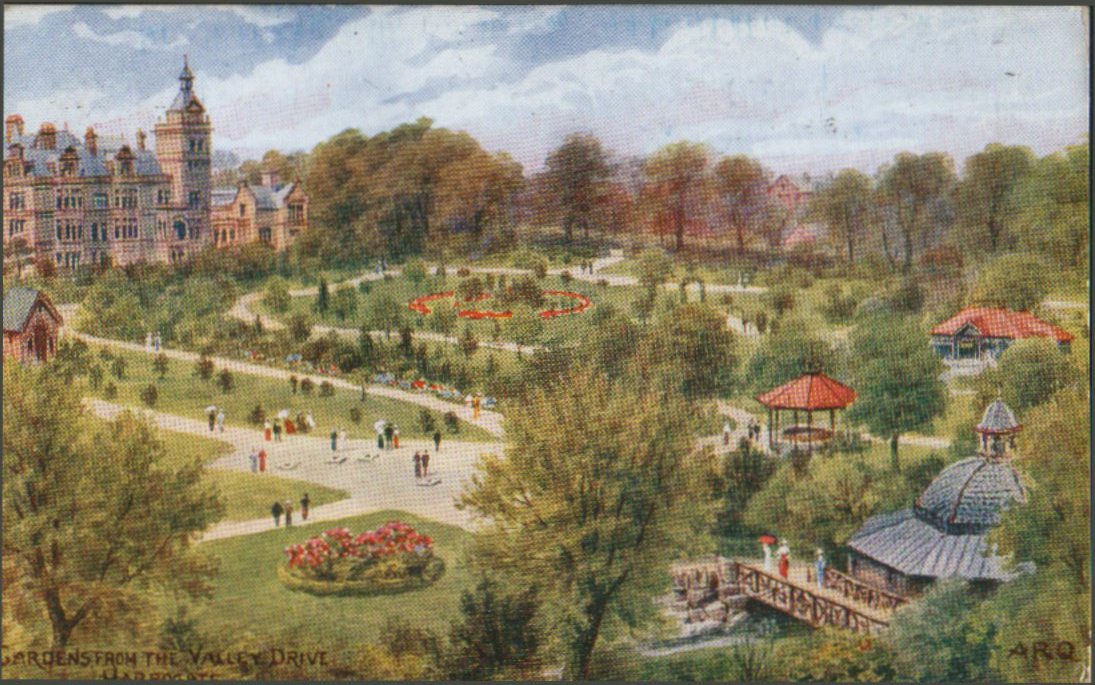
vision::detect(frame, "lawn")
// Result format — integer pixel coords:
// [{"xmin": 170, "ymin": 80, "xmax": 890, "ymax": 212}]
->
[
  {"xmin": 87, "ymin": 343, "xmax": 498, "ymax": 443},
  {"xmin": 156, "ymin": 430, "xmax": 349, "ymax": 523},
  {"xmin": 184, "ymin": 510, "xmax": 474, "ymax": 655}
]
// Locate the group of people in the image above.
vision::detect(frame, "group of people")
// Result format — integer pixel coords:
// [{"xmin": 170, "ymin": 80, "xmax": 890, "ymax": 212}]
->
[
  {"xmin": 207, "ymin": 407, "xmax": 226, "ymax": 433},
  {"xmin": 263, "ymin": 411, "xmax": 317, "ymax": 442},
  {"xmin": 271, "ymin": 494, "xmax": 310, "ymax": 527},
  {"xmin": 577, "ymin": 260, "xmax": 596, "ymax": 275},
  {"xmin": 248, "ymin": 447, "xmax": 269, "ymax": 473},
  {"xmin": 721, "ymin": 418, "xmax": 765, "ymax": 446},
  {"xmin": 413, "ymin": 450, "xmax": 432, "ymax": 479},
  {"xmin": 377, "ymin": 423, "xmax": 401, "ymax": 449},
  {"xmin": 761, "ymin": 539, "xmax": 827, "ymax": 590},
  {"xmin": 144, "ymin": 331, "xmax": 163, "ymax": 353}
]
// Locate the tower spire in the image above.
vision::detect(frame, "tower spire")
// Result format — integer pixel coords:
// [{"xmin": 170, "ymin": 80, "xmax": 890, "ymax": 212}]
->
[{"xmin": 179, "ymin": 54, "xmax": 194, "ymax": 94}]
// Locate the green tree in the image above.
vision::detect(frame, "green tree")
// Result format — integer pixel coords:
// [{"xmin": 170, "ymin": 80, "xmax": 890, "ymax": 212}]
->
[
  {"xmin": 194, "ymin": 354, "xmax": 215, "ymax": 381},
  {"xmin": 287, "ymin": 312, "xmax": 314, "ymax": 343},
  {"xmin": 152, "ymin": 353, "xmax": 169, "ymax": 380},
  {"xmin": 403, "ymin": 257, "xmax": 427, "ymax": 286},
  {"xmin": 217, "ymin": 368, "xmax": 235, "ymax": 393},
  {"xmin": 812, "ymin": 168, "xmax": 876, "ymax": 263},
  {"xmin": 263, "ymin": 276, "xmax": 292, "ymax": 313},
  {"xmin": 459, "ymin": 325, "xmax": 479, "ymax": 357},
  {"xmin": 139, "ymin": 383, "xmax": 159, "ymax": 408},
  {"xmin": 846, "ymin": 313, "xmax": 946, "ymax": 470},
  {"xmin": 418, "ymin": 409, "xmax": 437, "ymax": 435},
  {"xmin": 970, "ymin": 253, "xmax": 1050, "ymax": 311},
  {"xmin": 431, "ymin": 303, "xmax": 458, "ymax": 337},
  {"xmin": 878, "ymin": 152, "xmax": 956, "ymax": 270},
  {"xmin": 458, "ymin": 368, "xmax": 715, "ymax": 679},
  {"xmin": 369, "ymin": 293, "xmax": 404, "ymax": 339},
  {"xmin": 954, "ymin": 143, "xmax": 1034, "ymax": 254},
  {"xmin": 641, "ymin": 303, "xmax": 738, "ymax": 399},
  {"xmin": 1012, "ymin": 141, "xmax": 1089, "ymax": 269},
  {"xmin": 537, "ymin": 133, "xmax": 611, "ymax": 243},
  {"xmin": 2, "ymin": 363, "xmax": 223, "ymax": 648},
  {"xmin": 443, "ymin": 576, "xmax": 542, "ymax": 680},
  {"xmin": 635, "ymin": 249, "xmax": 674, "ymax": 291},
  {"xmin": 976, "ymin": 337, "xmax": 1078, "ymax": 413},
  {"xmin": 746, "ymin": 322, "xmax": 834, "ymax": 395},
  {"xmin": 332, "ymin": 284, "xmax": 359, "ymax": 322},
  {"xmin": 713, "ymin": 155, "xmax": 774, "ymax": 255},
  {"xmin": 315, "ymin": 277, "xmax": 331, "ymax": 314}
]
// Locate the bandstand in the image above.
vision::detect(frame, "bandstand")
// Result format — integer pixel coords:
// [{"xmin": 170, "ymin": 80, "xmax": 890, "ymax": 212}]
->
[{"xmin": 756, "ymin": 371, "xmax": 857, "ymax": 455}]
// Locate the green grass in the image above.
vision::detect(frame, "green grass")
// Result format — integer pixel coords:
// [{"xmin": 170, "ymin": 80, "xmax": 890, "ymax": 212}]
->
[
  {"xmin": 157, "ymin": 430, "xmax": 349, "ymax": 523},
  {"xmin": 186, "ymin": 510, "xmax": 474, "ymax": 652},
  {"xmin": 88, "ymin": 344, "xmax": 498, "ymax": 443}
]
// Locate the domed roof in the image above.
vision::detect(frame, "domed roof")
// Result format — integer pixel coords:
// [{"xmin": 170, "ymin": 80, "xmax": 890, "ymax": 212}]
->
[
  {"xmin": 976, "ymin": 398, "xmax": 1022, "ymax": 435},
  {"xmin": 914, "ymin": 457, "xmax": 1026, "ymax": 534}
]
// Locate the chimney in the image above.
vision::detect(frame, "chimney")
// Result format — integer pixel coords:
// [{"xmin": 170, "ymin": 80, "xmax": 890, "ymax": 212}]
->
[
  {"xmin": 261, "ymin": 168, "xmax": 279, "ymax": 188},
  {"xmin": 85, "ymin": 126, "xmax": 98, "ymax": 155},
  {"xmin": 38, "ymin": 122, "xmax": 56, "ymax": 150},
  {"xmin": 6, "ymin": 114, "xmax": 24, "ymax": 143},
  {"xmin": 136, "ymin": 129, "xmax": 146, "ymax": 151}
]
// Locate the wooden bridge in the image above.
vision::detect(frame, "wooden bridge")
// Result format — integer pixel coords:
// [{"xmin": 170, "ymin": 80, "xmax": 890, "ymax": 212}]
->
[{"xmin": 671, "ymin": 558, "xmax": 910, "ymax": 635}]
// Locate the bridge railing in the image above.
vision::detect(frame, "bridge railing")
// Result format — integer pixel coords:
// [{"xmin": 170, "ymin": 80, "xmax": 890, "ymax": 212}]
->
[
  {"xmin": 821, "ymin": 566, "xmax": 909, "ymax": 613},
  {"xmin": 733, "ymin": 562, "xmax": 891, "ymax": 635}
]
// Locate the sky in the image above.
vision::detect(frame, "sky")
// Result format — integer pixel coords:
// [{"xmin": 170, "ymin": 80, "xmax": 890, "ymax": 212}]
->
[{"xmin": 3, "ymin": 5, "xmax": 1089, "ymax": 176}]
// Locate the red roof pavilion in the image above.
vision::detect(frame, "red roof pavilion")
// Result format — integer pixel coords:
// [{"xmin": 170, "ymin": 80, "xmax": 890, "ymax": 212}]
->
[
  {"xmin": 756, "ymin": 371, "xmax": 858, "ymax": 410},
  {"xmin": 931, "ymin": 307, "xmax": 1073, "ymax": 344}
]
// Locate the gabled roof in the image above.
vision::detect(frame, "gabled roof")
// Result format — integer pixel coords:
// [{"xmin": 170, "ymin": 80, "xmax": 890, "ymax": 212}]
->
[
  {"xmin": 931, "ymin": 307, "xmax": 1074, "ymax": 343},
  {"xmin": 3, "ymin": 287, "xmax": 61, "ymax": 333},
  {"xmin": 756, "ymin": 371, "xmax": 858, "ymax": 410}
]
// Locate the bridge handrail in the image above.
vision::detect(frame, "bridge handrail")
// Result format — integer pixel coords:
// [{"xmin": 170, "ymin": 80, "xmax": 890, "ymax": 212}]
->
[
  {"xmin": 822, "ymin": 566, "xmax": 909, "ymax": 612},
  {"xmin": 732, "ymin": 561, "xmax": 891, "ymax": 635}
]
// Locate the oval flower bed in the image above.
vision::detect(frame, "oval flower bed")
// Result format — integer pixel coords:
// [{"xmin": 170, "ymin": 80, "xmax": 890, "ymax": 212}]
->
[
  {"xmin": 279, "ymin": 522, "xmax": 445, "ymax": 597},
  {"xmin": 407, "ymin": 290, "xmax": 592, "ymax": 320}
]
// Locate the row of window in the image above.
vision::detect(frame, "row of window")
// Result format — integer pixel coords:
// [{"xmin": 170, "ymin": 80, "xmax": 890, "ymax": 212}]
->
[
  {"xmin": 186, "ymin": 159, "xmax": 210, "ymax": 171},
  {"xmin": 55, "ymin": 220, "xmax": 140, "ymax": 241},
  {"xmin": 8, "ymin": 219, "xmax": 26, "ymax": 237},
  {"xmin": 188, "ymin": 138, "xmax": 207, "ymax": 152},
  {"xmin": 9, "ymin": 192, "xmax": 26, "ymax": 210},
  {"xmin": 54, "ymin": 251, "xmax": 81, "ymax": 269}
]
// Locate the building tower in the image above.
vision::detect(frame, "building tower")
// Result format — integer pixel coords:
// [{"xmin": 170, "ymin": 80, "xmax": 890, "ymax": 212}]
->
[{"xmin": 154, "ymin": 56, "xmax": 213, "ymax": 262}]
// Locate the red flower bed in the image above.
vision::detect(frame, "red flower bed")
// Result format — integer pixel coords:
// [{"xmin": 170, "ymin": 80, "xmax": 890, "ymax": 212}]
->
[
  {"xmin": 285, "ymin": 521, "xmax": 434, "ymax": 574},
  {"xmin": 408, "ymin": 290, "xmax": 593, "ymax": 320}
]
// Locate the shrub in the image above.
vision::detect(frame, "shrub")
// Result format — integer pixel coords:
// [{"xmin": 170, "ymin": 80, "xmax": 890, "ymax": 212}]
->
[
  {"xmin": 217, "ymin": 368, "xmax": 235, "ymax": 393},
  {"xmin": 111, "ymin": 356, "xmax": 127, "ymax": 380},
  {"xmin": 289, "ymin": 375, "xmax": 299, "ymax": 393},
  {"xmin": 418, "ymin": 409, "xmax": 437, "ymax": 434},
  {"xmin": 403, "ymin": 258, "xmax": 427, "ymax": 284},
  {"xmin": 103, "ymin": 382, "xmax": 117, "ymax": 400},
  {"xmin": 300, "ymin": 377, "xmax": 314, "ymax": 395},
  {"xmin": 820, "ymin": 283, "xmax": 859, "ymax": 323},
  {"xmin": 139, "ymin": 384, "xmax": 158, "ymax": 408},
  {"xmin": 349, "ymin": 406, "xmax": 363, "ymax": 424},
  {"xmin": 264, "ymin": 276, "xmax": 291, "ymax": 313},
  {"xmin": 249, "ymin": 404, "xmax": 266, "ymax": 426},
  {"xmin": 456, "ymin": 267, "xmax": 471, "ymax": 278},
  {"xmin": 88, "ymin": 363, "xmax": 104, "ymax": 390},
  {"xmin": 560, "ymin": 270, "xmax": 573, "ymax": 284},
  {"xmin": 765, "ymin": 284, "xmax": 796, "ymax": 316},
  {"xmin": 532, "ymin": 262, "xmax": 548, "ymax": 279},
  {"xmin": 195, "ymin": 354, "xmax": 215, "ymax": 381},
  {"xmin": 287, "ymin": 312, "xmax": 314, "ymax": 343},
  {"xmin": 152, "ymin": 353, "xmax": 169, "ymax": 379},
  {"xmin": 319, "ymin": 380, "xmax": 335, "ymax": 397},
  {"xmin": 444, "ymin": 411, "xmax": 460, "ymax": 433}
]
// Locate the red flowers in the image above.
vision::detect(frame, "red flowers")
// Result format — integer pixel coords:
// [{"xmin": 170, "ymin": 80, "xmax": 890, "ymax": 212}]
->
[
  {"xmin": 285, "ymin": 521, "xmax": 434, "ymax": 572},
  {"xmin": 407, "ymin": 289, "xmax": 593, "ymax": 320}
]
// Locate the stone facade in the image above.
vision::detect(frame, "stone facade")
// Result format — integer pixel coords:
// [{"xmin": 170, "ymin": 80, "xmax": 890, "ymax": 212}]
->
[
  {"xmin": 211, "ymin": 170, "xmax": 309, "ymax": 252},
  {"xmin": 3, "ymin": 59, "xmax": 306, "ymax": 272}
]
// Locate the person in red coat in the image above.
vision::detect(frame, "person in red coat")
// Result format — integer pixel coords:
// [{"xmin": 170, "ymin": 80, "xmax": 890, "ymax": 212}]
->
[
  {"xmin": 777, "ymin": 540, "xmax": 791, "ymax": 579},
  {"xmin": 258, "ymin": 448, "xmax": 267, "ymax": 473}
]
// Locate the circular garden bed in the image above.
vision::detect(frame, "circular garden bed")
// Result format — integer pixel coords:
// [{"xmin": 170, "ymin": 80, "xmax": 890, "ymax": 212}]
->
[{"xmin": 280, "ymin": 522, "xmax": 445, "ymax": 597}]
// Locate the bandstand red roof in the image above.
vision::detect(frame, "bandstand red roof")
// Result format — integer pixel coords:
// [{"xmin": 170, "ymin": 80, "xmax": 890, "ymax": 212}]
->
[
  {"xmin": 756, "ymin": 372, "xmax": 858, "ymax": 411},
  {"xmin": 931, "ymin": 307, "xmax": 1073, "ymax": 344}
]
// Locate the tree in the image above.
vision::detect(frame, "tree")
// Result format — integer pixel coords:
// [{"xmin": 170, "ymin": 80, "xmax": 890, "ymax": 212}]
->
[
  {"xmin": 641, "ymin": 303, "xmax": 738, "ymax": 399},
  {"xmin": 635, "ymin": 249, "xmax": 674, "ymax": 291},
  {"xmin": 538, "ymin": 133, "xmax": 611, "ymax": 243},
  {"xmin": 139, "ymin": 384, "xmax": 158, "ymax": 408},
  {"xmin": 443, "ymin": 576, "xmax": 542, "ymax": 680},
  {"xmin": 642, "ymin": 142, "xmax": 711, "ymax": 251},
  {"xmin": 332, "ymin": 284, "xmax": 359, "ymax": 322},
  {"xmin": 110, "ymin": 356, "xmax": 127, "ymax": 380},
  {"xmin": 152, "ymin": 353, "xmax": 169, "ymax": 380},
  {"xmin": 315, "ymin": 277, "xmax": 331, "ymax": 314},
  {"xmin": 847, "ymin": 314, "xmax": 946, "ymax": 470},
  {"xmin": 369, "ymin": 294, "xmax": 404, "ymax": 339},
  {"xmin": 2, "ymin": 363, "xmax": 223, "ymax": 648},
  {"xmin": 954, "ymin": 143, "xmax": 1034, "ymax": 254},
  {"xmin": 249, "ymin": 404, "xmax": 266, "ymax": 426},
  {"xmin": 300, "ymin": 377, "xmax": 314, "ymax": 395},
  {"xmin": 718, "ymin": 439, "xmax": 777, "ymax": 533},
  {"xmin": 403, "ymin": 258, "xmax": 427, "ymax": 286},
  {"xmin": 976, "ymin": 337, "xmax": 1078, "ymax": 413},
  {"xmin": 458, "ymin": 368, "xmax": 715, "ymax": 679},
  {"xmin": 418, "ymin": 408, "xmax": 437, "ymax": 435},
  {"xmin": 812, "ymin": 169, "xmax": 875, "ymax": 263},
  {"xmin": 969, "ymin": 253, "xmax": 1049, "ymax": 311},
  {"xmin": 746, "ymin": 323, "xmax": 836, "ymax": 396},
  {"xmin": 459, "ymin": 325, "xmax": 479, "ymax": 358},
  {"xmin": 287, "ymin": 312, "xmax": 314, "ymax": 343},
  {"xmin": 194, "ymin": 354, "xmax": 215, "ymax": 381},
  {"xmin": 217, "ymin": 368, "xmax": 235, "ymax": 393},
  {"xmin": 1012, "ymin": 141, "xmax": 1088, "ymax": 269},
  {"xmin": 878, "ymin": 152, "xmax": 956, "ymax": 270},
  {"xmin": 713, "ymin": 155, "xmax": 772, "ymax": 255},
  {"xmin": 263, "ymin": 276, "xmax": 291, "ymax": 313}
]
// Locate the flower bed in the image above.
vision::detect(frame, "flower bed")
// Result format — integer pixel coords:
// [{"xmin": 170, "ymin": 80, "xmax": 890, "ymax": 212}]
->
[
  {"xmin": 407, "ymin": 290, "xmax": 592, "ymax": 320},
  {"xmin": 280, "ymin": 522, "xmax": 445, "ymax": 596}
]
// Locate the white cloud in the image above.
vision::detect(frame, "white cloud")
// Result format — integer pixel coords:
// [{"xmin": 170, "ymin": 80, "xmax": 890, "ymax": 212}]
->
[
  {"xmin": 100, "ymin": 5, "xmax": 294, "ymax": 28},
  {"xmin": 71, "ymin": 21, "xmax": 188, "ymax": 51},
  {"xmin": 5, "ymin": 5, "xmax": 74, "ymax": 28}
]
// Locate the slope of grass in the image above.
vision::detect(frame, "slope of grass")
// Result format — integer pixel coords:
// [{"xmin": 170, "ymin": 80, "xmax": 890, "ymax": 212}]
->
[
  {"xmin": 88, "ymin": 344, "xmax": 498, "ymax": 443},
  {"xmin": 158, "ymin": 430, "xmax": 348, "ymax": 523}
]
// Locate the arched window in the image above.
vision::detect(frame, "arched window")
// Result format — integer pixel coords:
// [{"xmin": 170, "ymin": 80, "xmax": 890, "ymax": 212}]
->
[{"xmin": 174, "ymin": 220, "xmax": 187, "ymax": 241}]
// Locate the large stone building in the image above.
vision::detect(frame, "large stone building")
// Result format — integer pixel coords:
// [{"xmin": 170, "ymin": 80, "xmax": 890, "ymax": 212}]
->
[
  {"xmin": 211, "ymin": 169, "xmax": 308, "ymax": 252},
  {"xmin": 3, "ymin": 58, "xmax": 307, "ymax": 271}
]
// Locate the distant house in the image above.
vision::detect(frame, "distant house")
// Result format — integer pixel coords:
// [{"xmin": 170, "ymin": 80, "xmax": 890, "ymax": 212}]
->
[
  {"xmin": 210, "ymin": 169, "xmax": 309, "ymax": 252},
  {"xmin": 3, "ymin": 286, "xmax": 63, "ymax": 363},
  {"xmin": 782, "ymin": 222, "xmax": 826, "ymax": 251},
  {"xmin": 930, "ymin": 307, "xmax": 1073, "ymax": 360},
  {"xmin": 767, "ymin": 174, "xmax": 813, "ymax": 214}
]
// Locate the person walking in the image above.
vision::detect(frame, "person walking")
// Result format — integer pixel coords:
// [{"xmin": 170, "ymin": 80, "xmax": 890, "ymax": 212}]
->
[
  {"xmin": 777, "ymin": 540, "xmax": 791, "ymax": 580},
  {"xmin": 384, "ymin": 423, "xmax": 394, "ymax": 449},
  {"xmin": 273, "ymin": 418, "xmax": 282, "ymax": 442},
  {"xmin": 762, "ymin": 540, "xmax": 773, "ymax": 571},
  {"xmin": 271, "ymin": 501, "xmax": 283, "ymax": 527},
  {"xmin": 433, "ymin": 429, "xmax": 441, "ymax": 452},
  {"xmin": 249, "ymin": 449, "xmax": 258, "ymax": 473},
  {"xmin": 421, "ymin": 450, "xmax": 430, "ymax": 478},
  {"xmin": 264, "ymin": 419, "xmax": 272, "ymax": 442},
  {"xmin": 339, "ymin": 427, "xmax": 347, "ymax": 451},
  {"xmin": 414, "ymin": 451, "xmax": 422, "ymax": 479},
  {"xmin": 377, "ymin": 429, "xmax": 385, "ymax": 450},
  {"xmin": 258, "ymin": 447, "xmax": 267, "ymax": 473},
  {"xmin": 284, "ymin": 501, "xmax": 293, "ymax": 527},
  {"xmin": 473, "ymin": 395, "xmax": 481, "ymax": 420},
  {"xmin": 154, "ymin": 333, "xmax": 162, "ymax": 352},
  {"xmin": 145, "ymin": 332, "xmax": 153, "ymax": 353},
  {"xmin": 208, "ymin": 408, "xmax": 216, "ymax": 433},
  {"xmin": 300, "ymin": 493, "xmax": 310, "ymax": 521},
  {"xmin": 814, "ymin": 549, "xmax": 826, "ymax": 590},
  {"xmin": 216, "ymin": 409, "xmax": 226, "ymax": 433},
  {"xmin": 393, "ymin": 426, "xmax": 400, "ymax": 449},
  {"xmin": 723, "ymin": 421, "xmax": 732, "ymax": 446},
  {"xmin": 330, "ymin": 428, "xmax": 338, "ymax": 452}
]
